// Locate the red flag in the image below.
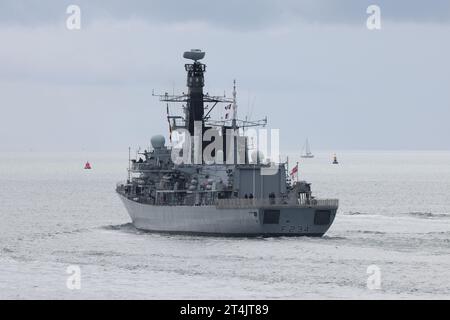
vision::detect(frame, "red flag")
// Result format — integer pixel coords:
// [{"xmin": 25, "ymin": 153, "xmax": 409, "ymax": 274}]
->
[{"xmin": 290, "ymin": 164, "xmax": 298, "ymax": 176}]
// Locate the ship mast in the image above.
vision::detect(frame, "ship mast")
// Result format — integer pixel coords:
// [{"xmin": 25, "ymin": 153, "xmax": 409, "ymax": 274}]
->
[
  {"xmin": 184, "ymin": 50, "xmax": 206, "ymax": 136},
  {"xmin": 153, "ymin": 50, "xmax": 234, "ymax": 134},
  {"xmin": 232, "ymin": 79, "xmax": 238, "ymax": 130},
  {"xmin": 152, "ymin": 49, "xmax": 267, "ymax": 164}
]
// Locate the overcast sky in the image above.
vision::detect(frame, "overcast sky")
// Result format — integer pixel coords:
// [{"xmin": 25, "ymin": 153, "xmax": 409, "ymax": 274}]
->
[{"xmin": 0, "ymin": 0, "xmax": 449, "ymax": 152}]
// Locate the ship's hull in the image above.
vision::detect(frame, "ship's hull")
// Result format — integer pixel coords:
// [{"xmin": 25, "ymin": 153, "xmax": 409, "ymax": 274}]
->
[{"xmin": 118, "ymin": 194, "xmax": 337, "ymax": 237}]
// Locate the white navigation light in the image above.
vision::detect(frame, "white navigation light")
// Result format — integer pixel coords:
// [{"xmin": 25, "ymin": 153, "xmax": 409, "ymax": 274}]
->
[{"xmin": 183, "ymin": 49, "xmax": 205, "ymax": 61}]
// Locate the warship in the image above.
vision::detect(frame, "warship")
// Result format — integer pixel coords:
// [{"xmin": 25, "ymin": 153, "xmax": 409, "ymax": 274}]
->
[{"xmin": 116, "ymin": 50, "xmax": 338, "ymax": 236}]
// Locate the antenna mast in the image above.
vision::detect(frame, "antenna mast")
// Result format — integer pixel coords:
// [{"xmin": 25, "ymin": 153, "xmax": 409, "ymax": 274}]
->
[
  {"xmin": 232, "ymin": 79, "xmax": 238, "ymax": 130},
  {"xmin": 128, "ymin": 146, "xmax": 131, "ymax": 183}
]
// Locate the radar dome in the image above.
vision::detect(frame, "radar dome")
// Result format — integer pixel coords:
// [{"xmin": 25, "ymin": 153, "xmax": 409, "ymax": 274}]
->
[
  {"xmin": 151, "ymin": 135, "xmax": 165, "ymax": 149},
  {"xmin": 183, "ymin": 49, "xmax": 205, "ymax": 61}
]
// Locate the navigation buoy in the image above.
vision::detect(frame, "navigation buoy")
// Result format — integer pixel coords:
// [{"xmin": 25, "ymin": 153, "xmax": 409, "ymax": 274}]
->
[
  {"xmin": 332, "ymin": 154, "xmax": 339, "ymax": 165},
  {"xmin": 84, "ymin": 161, "xmax": 92, "ymax": 170}
]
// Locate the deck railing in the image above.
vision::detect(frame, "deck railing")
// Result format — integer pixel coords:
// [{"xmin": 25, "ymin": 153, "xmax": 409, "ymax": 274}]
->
[{"xmin": 216, "ymin": 198, "xmax": 339, "ymax": 209}]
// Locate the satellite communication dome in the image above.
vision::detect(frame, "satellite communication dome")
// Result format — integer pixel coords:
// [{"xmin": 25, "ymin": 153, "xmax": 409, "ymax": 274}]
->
[{"xmin": 151, "ymin": 135, "xmax": 165, "ymax": 149}]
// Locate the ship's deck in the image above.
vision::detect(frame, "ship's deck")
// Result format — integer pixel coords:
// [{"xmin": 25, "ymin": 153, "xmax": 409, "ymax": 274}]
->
[{"xmin": 117, "ymin": 184, "xmax": 338, "ymax": 209}]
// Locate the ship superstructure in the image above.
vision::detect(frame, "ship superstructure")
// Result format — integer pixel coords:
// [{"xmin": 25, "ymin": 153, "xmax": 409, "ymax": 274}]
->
[{"xmin": 116, "ymin": 50, "xmax": 338, "ymax": 236}]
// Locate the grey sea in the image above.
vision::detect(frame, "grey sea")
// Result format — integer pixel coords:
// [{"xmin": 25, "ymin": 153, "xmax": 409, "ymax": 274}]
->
[{"xmin": 1, "ymin": 151, "xmax": 449, "ymax": 299}]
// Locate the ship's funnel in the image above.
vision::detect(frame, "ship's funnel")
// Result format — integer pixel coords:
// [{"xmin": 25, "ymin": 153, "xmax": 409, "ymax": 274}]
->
[{"xmin": 183, "ymin": 49, "xmax": 205, "ymax": 62}]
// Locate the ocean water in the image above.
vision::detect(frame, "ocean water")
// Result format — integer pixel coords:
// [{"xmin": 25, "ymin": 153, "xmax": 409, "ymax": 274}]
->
[{"xmin": 0, "ymin": 151, "xmax": 449, "ymax": 299}]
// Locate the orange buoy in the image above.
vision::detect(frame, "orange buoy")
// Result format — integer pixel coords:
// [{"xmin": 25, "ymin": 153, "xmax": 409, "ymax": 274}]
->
[{"xmin": 84, "ymin": 161, "xmax": 92, "ymax": 170}]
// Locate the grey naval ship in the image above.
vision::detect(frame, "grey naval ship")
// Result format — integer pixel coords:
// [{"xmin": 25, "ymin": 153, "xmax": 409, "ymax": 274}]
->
[{"xmin": 116, "ymin": 50, "xmax": 338, "ymax": 237}]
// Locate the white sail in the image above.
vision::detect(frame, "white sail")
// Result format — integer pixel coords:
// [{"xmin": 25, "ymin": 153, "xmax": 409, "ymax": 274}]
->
[{"xmin": 301, "ymin": 138, "xmax": 314, "ymax": 158}]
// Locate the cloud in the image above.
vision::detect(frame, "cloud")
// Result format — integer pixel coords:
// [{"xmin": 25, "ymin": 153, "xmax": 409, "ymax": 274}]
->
[
  {"xmin": 1, "ymin": 18, "xmax": 449, "ymax": 151},
  {"xmin": 0, "ymin": 1, "xmax": 449, "ymax": 151},
  {"xmin": 0, "ymin": 0, "xmax": 449, "ymax": 29}
]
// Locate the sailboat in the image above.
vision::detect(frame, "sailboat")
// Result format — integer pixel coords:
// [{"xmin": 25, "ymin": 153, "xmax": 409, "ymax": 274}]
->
[{"xmin": 301, "ymin": 138, "xmax": 314, "ymax": 158}]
